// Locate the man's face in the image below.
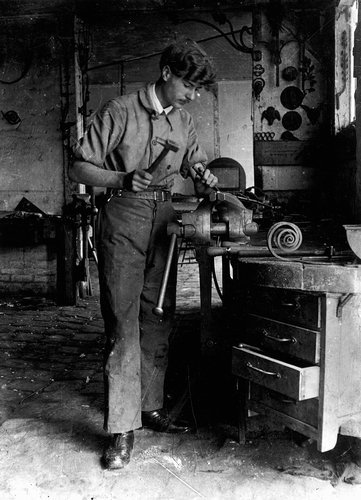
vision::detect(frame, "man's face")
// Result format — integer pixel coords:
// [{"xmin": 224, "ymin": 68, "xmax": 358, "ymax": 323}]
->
[{"xmin": 159, "ymin": 66, "xmax": 202, "ymax": 109}]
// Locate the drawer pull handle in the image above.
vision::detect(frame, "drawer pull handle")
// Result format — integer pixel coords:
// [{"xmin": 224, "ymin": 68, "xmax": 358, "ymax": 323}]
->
[
  {"xmin": 246, "ymin": 362, "xmax": 281, "ymax": 378},
  {"xmin": 263, "ymin": 331, "xmax": 296, "ymax": 344},
  {"xmin": 280, "ymin": 298, "xmax": 300, "ymax": 310}
]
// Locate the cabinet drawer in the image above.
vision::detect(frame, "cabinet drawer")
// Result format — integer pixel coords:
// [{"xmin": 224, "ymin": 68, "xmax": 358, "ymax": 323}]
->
[
  {"xmin": 244, "ymin": 314, "xmax": 320, "ymax": 364},
  {"xmin": 244, "ymin": 288, "xmax": 321, "ymax": 330},
  {"xmin": 232, "ymin": 345, "xmax": 319, "ymax": 401},
  {"xmin": 249, "ymin": 384, "xmax": 319, "ymax": 428}
]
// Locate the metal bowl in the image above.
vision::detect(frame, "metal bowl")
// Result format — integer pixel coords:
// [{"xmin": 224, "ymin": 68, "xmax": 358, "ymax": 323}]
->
[{"xmin": 344, "ymin": 225, "xmax": 361, "ymax": 259}]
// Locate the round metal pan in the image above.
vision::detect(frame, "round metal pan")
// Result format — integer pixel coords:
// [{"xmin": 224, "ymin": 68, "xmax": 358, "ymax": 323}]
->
[
  {"xmin": 282, "ymin": 111, "xmax": 302, "ymax": 131},
  {"xmin": 280, "ymin": 86, "xmax": 304, "ymax": 110}
]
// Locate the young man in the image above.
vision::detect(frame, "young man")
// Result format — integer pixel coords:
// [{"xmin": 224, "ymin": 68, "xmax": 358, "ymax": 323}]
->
[{"xmin": 69, "ymin": 38, "xmax": 218, "ymax": 469}]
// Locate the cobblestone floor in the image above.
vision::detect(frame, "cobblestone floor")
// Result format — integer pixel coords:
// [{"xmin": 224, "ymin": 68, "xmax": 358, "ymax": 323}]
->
[{"xmin": 1, "ymin": 259, "xmax": 361, "ymax": 499}]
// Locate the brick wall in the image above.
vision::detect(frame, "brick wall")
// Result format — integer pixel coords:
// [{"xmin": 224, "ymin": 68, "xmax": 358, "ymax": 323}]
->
[{"xmin": 0, "ymin": 245, "xmax": 57, "ymax": 297}]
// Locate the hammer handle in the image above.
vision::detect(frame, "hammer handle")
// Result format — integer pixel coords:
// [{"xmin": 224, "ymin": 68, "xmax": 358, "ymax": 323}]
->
[{"xmin": 146, "ymin": 149, "xmax": 170, "ymax": 175}]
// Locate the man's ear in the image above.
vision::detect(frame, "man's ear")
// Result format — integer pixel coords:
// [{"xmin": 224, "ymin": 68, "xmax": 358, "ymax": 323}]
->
[{"xmin": 161, "ymin": 65, "xmax": 171, "ymax": 81}]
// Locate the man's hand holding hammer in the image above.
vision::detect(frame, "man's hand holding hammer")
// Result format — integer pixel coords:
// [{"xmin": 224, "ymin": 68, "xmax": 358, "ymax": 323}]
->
[
  {"xmin": 124, "ymin": 137, "xmax": 180, "ymax": 192},
  {"xmin": 124, "ymin": 136, "xmax": 218, "ymax": 194},
  {"xmin": 123, "ymin": 169, "xmax": 154, "ymax": 192}
]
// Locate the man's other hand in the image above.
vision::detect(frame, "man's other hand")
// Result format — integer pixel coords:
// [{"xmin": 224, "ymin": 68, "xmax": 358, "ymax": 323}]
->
[{"xmin": 194, "ymin": 168, "xmax": 218, "ymax": 196}]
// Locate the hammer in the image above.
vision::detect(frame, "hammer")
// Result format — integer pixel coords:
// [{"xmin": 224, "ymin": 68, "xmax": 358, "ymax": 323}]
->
[{"xmin": 146, "ymin": 137, "xmax": 179, "ymax": 175}]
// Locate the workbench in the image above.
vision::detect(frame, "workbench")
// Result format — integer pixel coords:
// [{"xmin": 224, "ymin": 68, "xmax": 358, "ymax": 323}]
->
[
  {"xmin": 225, "ymin": 256, "xmax": 361, "ymax": 452},
  {"xmin": 0, "ymin": 211, "xmax": 77, "ymax": 305}
]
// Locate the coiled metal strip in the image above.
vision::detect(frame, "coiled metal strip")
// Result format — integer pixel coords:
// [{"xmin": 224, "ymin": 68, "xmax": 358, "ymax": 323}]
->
[{"xmin": 267, "ymin": 222, "xmax": 303, "ymax": 260}]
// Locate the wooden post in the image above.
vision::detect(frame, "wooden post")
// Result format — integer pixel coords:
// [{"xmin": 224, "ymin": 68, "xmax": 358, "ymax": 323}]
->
[
  {"xmin": 56, "ymin": 218, "xmax": 77, "ymax": 305},
  {"xmin": 196, "ymin": 245, "xmax": 214, "ymax": 356},
  {"xmin": 354, "ymin": 16, "xmax": 361, "ymax": 220}
]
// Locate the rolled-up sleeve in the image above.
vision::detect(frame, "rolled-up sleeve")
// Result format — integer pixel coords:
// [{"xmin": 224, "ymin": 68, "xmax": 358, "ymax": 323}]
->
[{"xmin": 73, "ymin": 100, "xmax": 125, "ymax": 168}]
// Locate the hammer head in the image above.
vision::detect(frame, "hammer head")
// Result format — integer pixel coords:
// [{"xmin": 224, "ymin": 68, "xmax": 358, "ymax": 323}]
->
[{"xmin": 156, "ymin": 137, "xmax": 179, "ymax": 153}]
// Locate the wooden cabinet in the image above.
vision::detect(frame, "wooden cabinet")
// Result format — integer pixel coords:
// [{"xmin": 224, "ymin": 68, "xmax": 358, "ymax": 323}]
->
[{"xmin": 227, "ymin": 257, "xmax": 361, "ymax": 452}]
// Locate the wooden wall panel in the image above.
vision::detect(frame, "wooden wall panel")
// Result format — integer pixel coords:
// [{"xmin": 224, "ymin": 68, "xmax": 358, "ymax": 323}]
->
[{"xmin": 257, "ymin": 166, "xmax": 317, "ymax": 191}]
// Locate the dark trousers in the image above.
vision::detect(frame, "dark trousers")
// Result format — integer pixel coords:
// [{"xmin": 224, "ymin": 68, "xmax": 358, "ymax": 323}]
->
[{"xmin": 97, "ymin": 196, "xmax": 177, "ymax": 433}]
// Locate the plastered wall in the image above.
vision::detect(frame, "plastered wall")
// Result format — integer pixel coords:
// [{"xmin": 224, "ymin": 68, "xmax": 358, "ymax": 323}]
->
[{"xmin": 0, "ymin": 16, "xmax": 67, "ymax": 215}]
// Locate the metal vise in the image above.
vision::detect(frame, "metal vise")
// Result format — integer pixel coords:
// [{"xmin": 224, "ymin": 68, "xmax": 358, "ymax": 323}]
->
[
  {"xmin": 168, "ymin": 191, "xmax": 258, "ymax": 245},
  {"xmin": 153, "ymin": 191, "xmax": 258, "ymax": 316}
]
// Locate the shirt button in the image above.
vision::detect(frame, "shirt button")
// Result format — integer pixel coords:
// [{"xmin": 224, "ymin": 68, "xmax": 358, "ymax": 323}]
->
[{"xmin": 151, "ymin": 139, "xmax": 157, "ymax": 146}]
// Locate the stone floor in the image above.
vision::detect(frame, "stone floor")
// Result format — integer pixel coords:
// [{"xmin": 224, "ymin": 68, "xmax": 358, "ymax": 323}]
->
[{"xmin": 1, "ymin": 258, "xmax": 361, "ymax": 499}]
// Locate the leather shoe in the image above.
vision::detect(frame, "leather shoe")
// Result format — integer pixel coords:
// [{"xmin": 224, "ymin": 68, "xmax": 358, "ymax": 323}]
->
[
  {"xmin": 101, "ymin": 431, "xmax": 134, "ymax": 470},
  {"xmin": 142, "ymin": 409, "xmax": 192, "ymax": 433}
]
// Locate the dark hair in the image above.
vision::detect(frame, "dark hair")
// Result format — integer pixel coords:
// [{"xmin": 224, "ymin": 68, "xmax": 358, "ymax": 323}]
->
[{"xmin": 159, "ymin": 38, "xmax": 216, "ymax": 87}]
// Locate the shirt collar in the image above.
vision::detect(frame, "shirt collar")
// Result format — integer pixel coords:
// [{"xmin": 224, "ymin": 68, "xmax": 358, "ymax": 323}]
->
[{"xmin": 150, "ymin": 83, "xmax": 173, "ymax": 115}]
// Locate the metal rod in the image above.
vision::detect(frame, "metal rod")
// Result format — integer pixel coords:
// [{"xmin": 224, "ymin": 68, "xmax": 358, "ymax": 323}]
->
[
  {"xmin": 206, "ymin": 246, "xmax": 342, "ymax": 258},
  {"xmin": 88, "ymin": 236, "xmax": 98, "ymax": 266},
  {"xmin": 153, "ymin": 233, "xmax": 177, "ymax": 317}
]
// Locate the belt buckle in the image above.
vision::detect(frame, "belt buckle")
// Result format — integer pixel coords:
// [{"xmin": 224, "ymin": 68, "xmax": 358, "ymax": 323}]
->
[{"xmin": 153, "ymin": 190, "xmax": 166, "ymax": 202}]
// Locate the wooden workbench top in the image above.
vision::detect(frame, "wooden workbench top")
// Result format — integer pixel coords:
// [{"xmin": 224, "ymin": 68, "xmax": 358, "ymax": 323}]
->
[{"xmin": 235, "ymin": 256, "xmax": 361, "ymax": 294}]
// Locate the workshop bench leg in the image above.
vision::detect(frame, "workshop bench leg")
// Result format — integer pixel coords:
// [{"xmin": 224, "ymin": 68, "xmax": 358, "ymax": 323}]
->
[{"xmin": 237, "ymin": 377, "xmax": 249, "ymax": 445}]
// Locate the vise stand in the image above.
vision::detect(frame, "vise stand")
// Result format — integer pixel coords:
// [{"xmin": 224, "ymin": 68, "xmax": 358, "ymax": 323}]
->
[{"xmin": 154, "ymin": 191, "xmax": 259, "ymax": 419}]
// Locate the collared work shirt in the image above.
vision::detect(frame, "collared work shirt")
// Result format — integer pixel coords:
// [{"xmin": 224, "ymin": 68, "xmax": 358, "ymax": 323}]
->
[
  {"xmin": 149, "ymin": 83, "xmax": 173, "ymax": 115},
  {"xmin": 74, "ymin": 83, "xmax": 208, "ymax": 190}
]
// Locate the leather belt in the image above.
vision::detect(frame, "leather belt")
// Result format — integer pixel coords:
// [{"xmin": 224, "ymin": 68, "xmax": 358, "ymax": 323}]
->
[{"xmin": 109, "ymin": 189, "xmax": 172, "ymax": 202}]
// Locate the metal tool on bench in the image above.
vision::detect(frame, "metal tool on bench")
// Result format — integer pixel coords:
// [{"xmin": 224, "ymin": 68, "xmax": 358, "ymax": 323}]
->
[{"xmin": 146, "ymin": 137, "xmax": 179, "ymax": 174}]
